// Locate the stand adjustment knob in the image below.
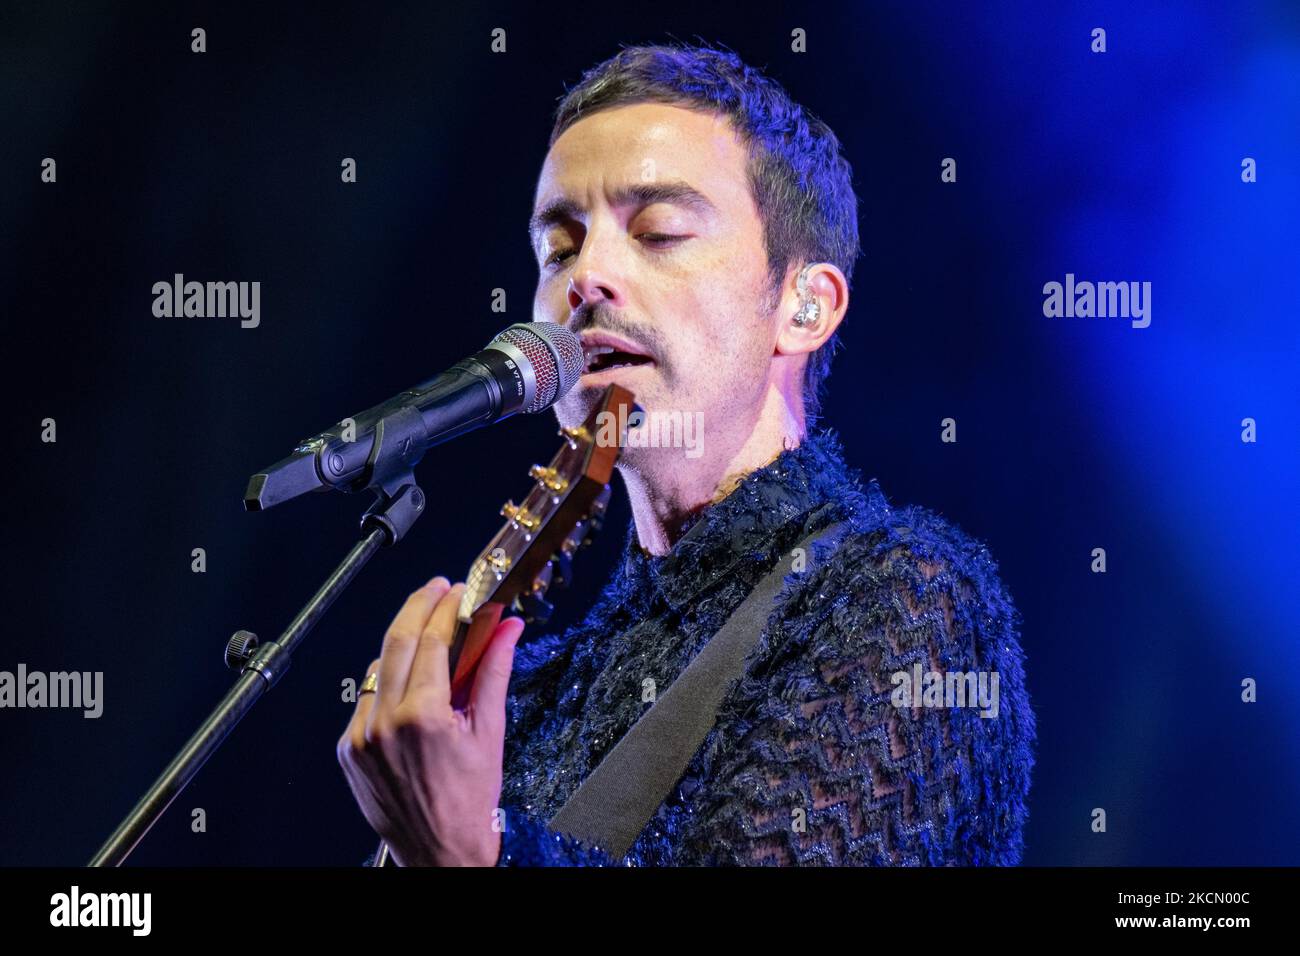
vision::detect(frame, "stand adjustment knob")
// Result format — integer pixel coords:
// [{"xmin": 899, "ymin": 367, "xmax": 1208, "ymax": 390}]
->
[{"xmin": 225, "ymin": 630, "xmax": 260, "ymax": 671}]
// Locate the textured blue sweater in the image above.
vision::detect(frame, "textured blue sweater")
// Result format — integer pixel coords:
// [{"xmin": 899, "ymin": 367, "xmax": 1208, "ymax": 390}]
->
[{"xmin": 494, "ymin": 428, "xmax": 1035, "ymax": 866}]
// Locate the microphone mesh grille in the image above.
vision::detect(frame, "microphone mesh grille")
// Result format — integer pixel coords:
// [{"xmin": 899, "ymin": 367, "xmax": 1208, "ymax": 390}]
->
[{"xmin": 494, "ymin": 323, "xmax": 583, "ymax": 412}]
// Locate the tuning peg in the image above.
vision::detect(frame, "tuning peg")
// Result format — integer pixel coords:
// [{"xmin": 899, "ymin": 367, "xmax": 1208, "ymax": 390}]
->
[
  {"xmin": 513, "ymin": 591, "xmax": 554, "ymax": 626},
  {"xmin": 529, "ymin": 464, "xmax": 569, "ymax": 494},
  {"xmin": 550, "ymin": 551, "xmax": 573, "ymax": 589},
  {"xmin": 559, "ymin": 528, "xmax": 581, "ymax": 557},
  {"xmin": 558, "ymin": 425, "xmax": 590, "ymax": 449},
  {"xmin": 500, "ymin": 500, "xmax": 540, "ymax": 532},
  {"xmin": 581, "ymin": 514, "xmax": 603, "ymax": 548},
  {"xmin": 486, "ymin": 549, "xmax": 512, "ymax": 576}
]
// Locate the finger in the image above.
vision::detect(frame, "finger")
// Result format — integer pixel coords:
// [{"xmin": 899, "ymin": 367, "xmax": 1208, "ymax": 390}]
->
[
  {"xmin": 468, "ymin": 614, "xmax": 525, "ymax": 737},
  {"xmin": 371, "ymin": 577, "xmax": 450, "ymax": 726},
  {"xmin": 343, "ymin": 656, "xmax": 384, "ymax": 753},
  {"xmin": 406, "ymin": 582, "xmax": 465, "ymax": 706}
]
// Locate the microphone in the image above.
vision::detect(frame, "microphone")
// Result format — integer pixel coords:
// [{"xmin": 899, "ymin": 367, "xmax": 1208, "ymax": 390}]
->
[{"xmin": 243, "ymin": 322, "xmax": 584, "ymax": 511}]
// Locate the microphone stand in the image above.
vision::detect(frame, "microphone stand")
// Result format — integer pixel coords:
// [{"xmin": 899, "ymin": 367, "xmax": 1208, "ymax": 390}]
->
[{"xmin": 89, "ymin": 461, "xmax": 428, "ymax": 866}]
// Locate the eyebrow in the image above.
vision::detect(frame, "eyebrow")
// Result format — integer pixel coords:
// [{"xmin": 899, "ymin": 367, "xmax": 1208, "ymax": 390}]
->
[{"xmin": 528, "ymin": 180, "xmax": 717, "ymax": 251}]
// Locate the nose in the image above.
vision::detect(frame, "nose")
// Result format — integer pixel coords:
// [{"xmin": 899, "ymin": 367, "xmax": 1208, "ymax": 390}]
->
[{"xmin": 566, "ymin": 227, "xmax": 626, "ymax": 315}]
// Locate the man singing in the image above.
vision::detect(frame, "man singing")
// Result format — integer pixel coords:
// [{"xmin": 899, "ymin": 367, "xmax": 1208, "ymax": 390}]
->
[{"xmin": 338, "ymin": 42, "xmax": 1036, "ymax": 866}]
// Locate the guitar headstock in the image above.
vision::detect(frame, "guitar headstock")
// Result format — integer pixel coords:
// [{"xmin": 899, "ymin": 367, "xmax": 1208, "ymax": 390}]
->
[{"xmin": 457, "ymin": 383, "xmax": 635, "ymax": 631}]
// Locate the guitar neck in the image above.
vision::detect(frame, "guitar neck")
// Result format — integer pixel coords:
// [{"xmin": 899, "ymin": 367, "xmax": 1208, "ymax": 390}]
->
[{"xmin": 447, "ymin": 603, "xmax": 505, "ymax": 710}]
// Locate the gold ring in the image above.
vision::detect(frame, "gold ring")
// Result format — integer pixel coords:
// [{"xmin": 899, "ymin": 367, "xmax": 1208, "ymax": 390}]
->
[{"xmin": 360, "ymin": 672, "xmax": 379, "ymax": 694}]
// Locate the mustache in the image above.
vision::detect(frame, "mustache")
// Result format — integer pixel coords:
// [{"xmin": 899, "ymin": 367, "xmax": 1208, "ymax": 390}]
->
[{"xmin": 568, "ymin": 307, "xmax": 667, "ymax": 364}]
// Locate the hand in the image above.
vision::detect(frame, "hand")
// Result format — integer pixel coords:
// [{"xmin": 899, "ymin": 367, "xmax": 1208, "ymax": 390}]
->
[{"xmin": 337, "ymin": 576, "xmax": 526, "ymax": 866}]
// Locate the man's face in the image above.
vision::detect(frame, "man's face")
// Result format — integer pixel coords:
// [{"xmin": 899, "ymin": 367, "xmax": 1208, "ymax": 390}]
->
[{"xmin": 530, "ymin": 102, "xmax": 779, "ymax": 443}]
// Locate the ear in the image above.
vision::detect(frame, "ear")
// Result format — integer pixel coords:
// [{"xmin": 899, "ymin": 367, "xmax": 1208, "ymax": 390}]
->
[{"xmin": 773, "ymin": 262, "xmax": 849, "ymax": 360}]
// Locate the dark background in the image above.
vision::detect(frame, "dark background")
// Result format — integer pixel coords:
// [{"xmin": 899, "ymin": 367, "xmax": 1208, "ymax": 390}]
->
[{"xmin": 2, "ymin": 1, "xmax": 1296, "ymax": 865}]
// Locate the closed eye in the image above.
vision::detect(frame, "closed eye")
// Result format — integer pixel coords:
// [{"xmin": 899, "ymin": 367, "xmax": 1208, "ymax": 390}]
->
[
  {"xmin": 543, "ymin": 234, "xmax": 688, "ymax": 269},
  {"xmin": 637, "ymin": 233, "xmax": 687, "ymax": 248}
]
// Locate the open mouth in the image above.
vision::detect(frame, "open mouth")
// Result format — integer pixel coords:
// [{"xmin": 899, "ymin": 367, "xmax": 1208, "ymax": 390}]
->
[{"xmin": 583, "ymin": 346, "xmax": 655, "ymax": 375}]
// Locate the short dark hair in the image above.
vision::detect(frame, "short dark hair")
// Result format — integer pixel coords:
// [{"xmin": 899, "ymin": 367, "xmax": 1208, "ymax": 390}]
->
[{"xmin": 549, "ymin": 41, "xmax": 861, "ymax": 425}]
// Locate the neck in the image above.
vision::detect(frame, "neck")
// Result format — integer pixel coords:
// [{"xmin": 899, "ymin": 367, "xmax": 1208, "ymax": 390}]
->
[{"xmin": 618, "ymin": 385, "xmax": 805, "ymax": 556}]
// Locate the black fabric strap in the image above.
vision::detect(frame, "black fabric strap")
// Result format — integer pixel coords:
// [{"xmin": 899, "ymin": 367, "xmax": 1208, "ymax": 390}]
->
[{"xmin": 546, "ymin": 519, "xmax": 850, "ymax": 859}]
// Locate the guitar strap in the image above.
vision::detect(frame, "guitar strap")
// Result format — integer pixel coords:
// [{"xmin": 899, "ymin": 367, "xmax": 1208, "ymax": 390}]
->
[{"xmin": 546, "ymin": 517, "xmax": 851, "ymax": 860}]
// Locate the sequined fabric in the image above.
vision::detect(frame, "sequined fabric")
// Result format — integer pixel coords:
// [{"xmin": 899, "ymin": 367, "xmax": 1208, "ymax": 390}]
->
[{"xmin": 495, "ymin": 429, "xmax": 1036, "ymax": 866}]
